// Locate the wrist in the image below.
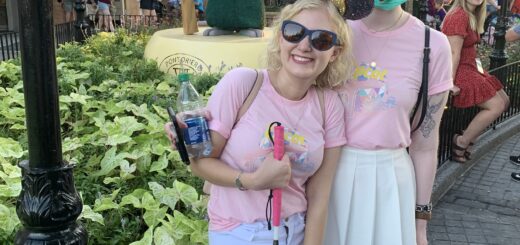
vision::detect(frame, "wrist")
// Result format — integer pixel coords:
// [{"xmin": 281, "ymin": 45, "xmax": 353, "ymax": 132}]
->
[
  {"xmin": 240, "ymin": 172, "xmax": 256, "ymax": 190},
  {"xmin": 416, "ymin": 219, "xmax": 428, "ymax": 228},
  {"xmin": 415, "ymin": 202, "xmax": 433, "ymax": 221}
]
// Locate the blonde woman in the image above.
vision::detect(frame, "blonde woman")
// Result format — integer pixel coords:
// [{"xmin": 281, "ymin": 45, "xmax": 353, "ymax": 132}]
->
[
  {"xmin": 165, "ymin": 0, "xmax": 355, "ymax": 244},
  {"xmin": 442, "ymin": 0, "xmax": 509, "ymax": 163}
]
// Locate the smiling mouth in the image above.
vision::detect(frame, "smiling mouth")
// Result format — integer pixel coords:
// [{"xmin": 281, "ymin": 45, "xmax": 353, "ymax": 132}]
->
[{"xmin": 292, "ymin": 55, "xmax": 314, "ymax": 64}]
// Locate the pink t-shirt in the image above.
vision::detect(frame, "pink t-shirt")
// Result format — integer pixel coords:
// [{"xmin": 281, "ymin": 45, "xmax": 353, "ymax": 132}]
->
[
  {"xmin": 340, "ymin": 16, "xmax": 453, "ymax": 150},
  {"xmin": 206, "ymin": 68, "xmax": 346, "ymax": 231}
]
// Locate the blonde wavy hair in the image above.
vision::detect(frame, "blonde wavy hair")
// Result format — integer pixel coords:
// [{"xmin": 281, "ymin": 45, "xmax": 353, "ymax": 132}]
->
[
  {"xmin": 264, "ymin": 0, "xmax": 355, "ymax": 89},
  {"xmin": 448, "ymin": 0, "xmax": 486, "ymax": 33}
]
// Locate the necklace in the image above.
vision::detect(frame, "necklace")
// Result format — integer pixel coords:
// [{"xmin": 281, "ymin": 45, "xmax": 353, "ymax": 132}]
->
[
  {"xmin": 364, "ymin": 9, "xmax": 405, "ymax": 33},
  {"xmin": 270, "ymin": 76, "xmax": 309, "ymax": 131},
  {"xmin": 360, "ymin": 10, "xmax": 405, "ymax": 69}
]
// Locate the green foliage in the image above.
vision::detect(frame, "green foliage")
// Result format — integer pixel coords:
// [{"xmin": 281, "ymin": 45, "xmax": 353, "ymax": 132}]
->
[
  {"xmin": 477, "ymin": 41, "xmax": 520, "ymax": 69},
  {"xmin": 0, "ymin": 30, "xmax": 218, "ymax": 244}
]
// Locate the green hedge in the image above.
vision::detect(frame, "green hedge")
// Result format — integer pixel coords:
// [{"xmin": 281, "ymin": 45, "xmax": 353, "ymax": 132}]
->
[{"xmin": 0, "ymin": 30, "xmax": 221, "ymax": 244}]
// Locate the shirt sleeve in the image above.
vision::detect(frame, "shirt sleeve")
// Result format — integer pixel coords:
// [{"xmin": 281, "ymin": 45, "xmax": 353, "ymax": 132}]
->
[
  {"xmin": 323, "ymin": 89, "xmax": 347, "ymax": 148},
  {"xmin": 206, "ymin": 67, "xmax": 258, "ymax": 139},
  {"xmin": 428, "ymin": 30, "xmax": 454, "ymax": 95},
  {"xmin": 441, "ymin": 8, "xmax": 469, "ymax": 38}
]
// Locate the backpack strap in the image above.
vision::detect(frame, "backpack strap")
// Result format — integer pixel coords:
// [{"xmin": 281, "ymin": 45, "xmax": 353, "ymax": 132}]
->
[
  {"xmin": 317, "ymin": 88, "xmax": 325, "ymax": 128},
  {"xmin": 410, "ymin": 26, "xmax": 431, "ymax": 132},
  {"xmin": 234, "ymin": 69, "xmax": 263, "ymax": 126}
]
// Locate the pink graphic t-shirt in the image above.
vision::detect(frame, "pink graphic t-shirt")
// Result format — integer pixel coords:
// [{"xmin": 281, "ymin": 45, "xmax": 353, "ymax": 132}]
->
[
  {"xmin": 206, "ymin": 68, "xmax": 346, "ymax": 231},
  {"xmin": 340, "ymin": 16, "xmax": 453, "ymax": 150}
]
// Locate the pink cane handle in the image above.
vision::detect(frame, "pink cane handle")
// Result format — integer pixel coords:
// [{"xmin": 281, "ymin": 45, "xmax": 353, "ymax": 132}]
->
[
  {"xmin": 273, "ymin": 126, "xmax": 284, "ymax": 160},
  {"xmin": 272, "ymin": 125, "xmax": 284, "ymax": 227}
]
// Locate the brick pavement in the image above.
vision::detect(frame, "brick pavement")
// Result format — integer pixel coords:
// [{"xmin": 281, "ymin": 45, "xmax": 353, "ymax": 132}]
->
[{"xmin": 428, "ymin": 133, "xmax": 520, "ymax": 245}]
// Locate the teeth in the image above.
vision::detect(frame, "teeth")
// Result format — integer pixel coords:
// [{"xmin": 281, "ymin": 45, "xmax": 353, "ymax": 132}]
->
[{"xmin": 293, "ymin": 55, "xmax": 312, "ymax": 62}]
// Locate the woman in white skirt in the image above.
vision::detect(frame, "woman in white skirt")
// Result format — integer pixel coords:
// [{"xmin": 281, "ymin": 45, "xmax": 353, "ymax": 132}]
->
[{"xmin": 324, "ymin": 1, "xmax": 453, "ymax": 244}]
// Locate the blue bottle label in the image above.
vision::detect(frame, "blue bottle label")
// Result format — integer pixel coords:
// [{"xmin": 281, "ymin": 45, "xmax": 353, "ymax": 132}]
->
[{"xmin": 183, "ymin": 117, "xmax": 209, "ymax": 145}]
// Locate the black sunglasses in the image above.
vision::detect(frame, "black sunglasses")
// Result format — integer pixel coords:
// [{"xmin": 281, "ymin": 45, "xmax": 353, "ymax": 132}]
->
[{"xmin": 281, "ymin": 20, "xmax": 340, "ymax": 51}]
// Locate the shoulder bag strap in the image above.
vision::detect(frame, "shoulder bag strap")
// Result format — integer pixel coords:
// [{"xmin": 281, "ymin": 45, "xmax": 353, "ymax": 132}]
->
[
  {"xmin": 234, "ymin": 69, "xmax": 263, "ymax": 126},
  {"xmin": 411, "ymin": 26, "xmax": 431, "ymax": 132}
]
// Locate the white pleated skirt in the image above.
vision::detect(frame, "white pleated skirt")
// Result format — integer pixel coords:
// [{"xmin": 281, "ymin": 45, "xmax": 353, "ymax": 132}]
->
[{"xmin": 324, "ymin": 147, "xmax": 417, "ymax": 245}]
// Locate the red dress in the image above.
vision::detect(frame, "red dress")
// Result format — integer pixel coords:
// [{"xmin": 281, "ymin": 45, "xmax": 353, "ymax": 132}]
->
[{"xmin": 442, "ymin": 7, "xmax": 503, "ymax": 108}]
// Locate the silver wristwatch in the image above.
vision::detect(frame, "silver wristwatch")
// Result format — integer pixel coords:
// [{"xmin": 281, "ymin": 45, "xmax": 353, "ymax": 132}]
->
[{"xmin": 234, "ymin": 171, "xmax": 247, "ymax": 191}]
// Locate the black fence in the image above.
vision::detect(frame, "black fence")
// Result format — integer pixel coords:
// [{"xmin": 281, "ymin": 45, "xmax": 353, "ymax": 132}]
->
[
  {"xmin": 0, "ymin": 22, "xmax": 80, "ymax": 62},
  {"xmin": 55, "ymin": 22, "xmax": 76, "ymax": 46},
  {"xmin": 437, "ymin": 61, "xmax": 520, "ymax": 166},
  {"xmin": 88, "ymin": 14, "xmax": 180, "ymax": 33},
  {"xmin": 0, "ymin": 31, "xmax": 19, "ymax": 61},
  {"xmin": 0, "ymin": 14, "xmax": 179, "ymax": 62}
]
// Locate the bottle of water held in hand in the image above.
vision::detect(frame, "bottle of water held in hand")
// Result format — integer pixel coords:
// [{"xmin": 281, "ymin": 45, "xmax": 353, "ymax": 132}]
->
[{"xmin": 177, "ymin": 73, "xmax": 212, "ymax": 158}]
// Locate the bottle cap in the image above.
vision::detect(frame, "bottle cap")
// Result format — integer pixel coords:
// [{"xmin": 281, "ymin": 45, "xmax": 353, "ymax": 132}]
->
[{"xmin": 178, "ymin": 73, "xmax": 190, "ymax": 82}]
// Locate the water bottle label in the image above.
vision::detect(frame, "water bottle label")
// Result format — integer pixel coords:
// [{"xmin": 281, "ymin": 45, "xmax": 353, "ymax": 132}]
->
[{"xmin": 183, "ymin": 117, "xmax": 209, "ymax": 145}]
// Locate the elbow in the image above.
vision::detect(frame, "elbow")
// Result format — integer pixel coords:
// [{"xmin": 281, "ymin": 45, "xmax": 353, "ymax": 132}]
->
[{"xmin": 188, "ymin": 161, "xmax": 204, "ymax": 178}]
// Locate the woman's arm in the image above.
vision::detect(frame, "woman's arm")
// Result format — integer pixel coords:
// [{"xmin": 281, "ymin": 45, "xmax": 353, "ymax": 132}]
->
[
  {"xmin": 302, "ymin": 146, "xmax": 342, "ymax": 245},
  {"xmin": 189, "ymin": 130, "xmax": 292, "ymax": 191},
  {"xmin": 409, "ymin": 91, "xmax": 449, "ymax": 244},
  {"xmin": 446, "ymin": 35, "xmax": 463, "ymax": 94}
]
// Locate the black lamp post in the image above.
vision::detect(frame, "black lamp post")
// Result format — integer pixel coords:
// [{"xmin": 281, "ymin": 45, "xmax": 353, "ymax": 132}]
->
[
  {"xmin": 15, "ymin": 0, "xmax": 87, "ymax": 243},
  {"xmin": 411, "ymin": 0, "xmax": 428, "ymax": 23},
  {"xmin": 489, "ymin": 0, "xmax": 509, "ymax": 70},
  {"xmin": 75, "ymin": 0, "xmax": 91, "ymax": 42}
]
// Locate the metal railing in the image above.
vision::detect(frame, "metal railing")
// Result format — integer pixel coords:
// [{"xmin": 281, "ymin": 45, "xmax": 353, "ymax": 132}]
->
[
  {"xmin": 0, "ymin": 22, "xmax": 78, "ymax": 62},
  {"xmin": 0, "ymin": 13, "xmax": 180, "ymax": 62},
  {"xmin": 437, "ymin": 61, "xmax": 520, "ymax": 166},
  {"xmin": 88, "ymin": 14, "xmax": 180, "ymax": 33},
  {"xmin": 55, "ymin": 22, "xmax": 76, "ymax": 46},
  {"xmin": 0, "ymin": 31, "xmax": 19, "ymax": 61}
]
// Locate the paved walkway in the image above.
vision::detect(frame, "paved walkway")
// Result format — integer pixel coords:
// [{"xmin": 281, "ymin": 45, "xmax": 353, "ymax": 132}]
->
[{"xmin": 428, "ymin": 132, "xmax": 520, "ymax": 244}]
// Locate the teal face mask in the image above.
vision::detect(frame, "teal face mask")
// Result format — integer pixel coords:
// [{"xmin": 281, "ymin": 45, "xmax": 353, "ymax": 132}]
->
[{"xmin": 373, "ymin": 0, "xmax": 407, "ymax": 11}]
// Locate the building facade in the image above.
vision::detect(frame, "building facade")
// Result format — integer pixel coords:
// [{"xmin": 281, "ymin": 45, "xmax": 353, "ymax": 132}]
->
[{"xmin": 1, "ymin": 0, "xmax": 19, "ymax": 32}]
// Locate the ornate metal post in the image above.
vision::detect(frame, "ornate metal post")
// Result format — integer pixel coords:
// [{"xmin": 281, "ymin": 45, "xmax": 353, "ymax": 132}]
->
[
  {"xmin": 15, "ymin": 0, "xmax": 88, "ymax": 244},
  {"xmin": 75, "ymin": 0, "xmax": 91, "ymax": 42},
  {"xmin": 418, "ymin": 0, "xmax": 429, "ymax": 24},
  {"xmin": 489, "ymin": 0, "xmax": 509, "ymax": 70}
]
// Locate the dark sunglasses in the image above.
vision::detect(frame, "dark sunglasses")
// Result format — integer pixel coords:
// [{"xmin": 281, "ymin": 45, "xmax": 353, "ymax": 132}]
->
[{"xmin": 281, "ymin": 20, "xmax": 340, "ymax": 51}]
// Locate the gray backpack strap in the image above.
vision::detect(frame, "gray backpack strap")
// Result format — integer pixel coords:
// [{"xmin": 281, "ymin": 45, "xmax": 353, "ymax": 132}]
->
[
  {"xmin": 317, "ymin": 88, "xmax": 325, "ymax": 128},
  {"xmin": 234, "ymin": 69, "xmax": 264, "ymax": 126}
]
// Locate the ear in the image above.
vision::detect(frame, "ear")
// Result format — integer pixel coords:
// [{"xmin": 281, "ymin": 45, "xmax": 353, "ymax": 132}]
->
[{"xmin": 329, "ymin": 46, "xmax": 342, "ymax": 63}]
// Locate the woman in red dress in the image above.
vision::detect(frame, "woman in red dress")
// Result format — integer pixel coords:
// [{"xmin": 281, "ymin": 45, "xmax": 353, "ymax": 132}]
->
[{"xmin": 442, "ymin": 0, "xmax": 509, "ymax": 163}]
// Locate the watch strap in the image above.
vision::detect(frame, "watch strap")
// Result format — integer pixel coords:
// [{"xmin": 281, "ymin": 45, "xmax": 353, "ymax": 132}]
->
[{"xmin": 234, "ymin": 171, "xmax": 247, "ymax": 191}]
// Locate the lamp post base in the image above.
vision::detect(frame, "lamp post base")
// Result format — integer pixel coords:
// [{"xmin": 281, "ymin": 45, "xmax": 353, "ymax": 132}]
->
[{"xmin": 15, "ymin": 223, "xmax": 87, "ymax": 245}]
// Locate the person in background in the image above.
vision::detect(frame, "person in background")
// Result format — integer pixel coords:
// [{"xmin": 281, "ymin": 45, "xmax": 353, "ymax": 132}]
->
[
  {"xmin": 324, "ymin": 0, "xmax": 453, "ymax": 244},
  {"xmin": 442, "ymin": 0, "xmax": 509, "ymax": 164},
  {"xmin": 427, "ymin": 0, "xmax": 447, "ymax": 29},
  {"xmin": 97, "ymin": 0, "xmax": 115, "ymax": 31},
  {"xmin": 61, "ymin": 0, "xmax": 76, "ymax": 22},
  {"xmin": 194, "ymin": 0, "xmax": 204, "ymax": 18},
  {"xmin": 506, "ymin": 24, "xmax": 520, "ymax": 42},
  {"xmin": 140, "ymin": 0, "xmax": 157, "ymax": 25},
  {"xmin": 165, "ymin": 0, "xmax": 355, "ymax": 244}
]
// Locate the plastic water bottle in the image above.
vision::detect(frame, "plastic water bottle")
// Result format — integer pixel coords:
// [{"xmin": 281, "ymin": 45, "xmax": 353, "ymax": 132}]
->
[{"xmin": 176, "ymin": 73, "xmax": 212, "ymax": 158}]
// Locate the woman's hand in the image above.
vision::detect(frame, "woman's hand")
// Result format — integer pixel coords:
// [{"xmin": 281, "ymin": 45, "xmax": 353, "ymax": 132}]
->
[
  {"xmin": 164, "ymin": 109, "xmax": 212, "ymax": 150},
  {"xmin": 416, "ymin": 219, "xmax": 428, "ymax": 245},
  {"xmin": 450, "ymin": 85, "xmax": 460, "ymax": 96},
  {"xmin": 245, "ymin": 153, "xmax": 291, "ymax": 190}
]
